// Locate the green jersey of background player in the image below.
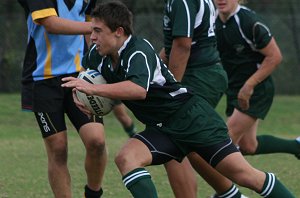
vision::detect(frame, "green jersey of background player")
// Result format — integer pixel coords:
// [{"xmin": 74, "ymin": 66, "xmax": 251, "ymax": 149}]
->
[
  {"xmin": 62, "ymin": 1, "xmax": 295, "ymax": 198},
  {"xmin": 161, "ymin": 0, "xmax": 227, "ymax": 107}
]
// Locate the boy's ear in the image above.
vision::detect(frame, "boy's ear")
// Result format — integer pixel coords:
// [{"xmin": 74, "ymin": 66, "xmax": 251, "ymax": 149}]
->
[{"xmin": 115, "ymin": 27, "xmax": 124, "ymax": 37}]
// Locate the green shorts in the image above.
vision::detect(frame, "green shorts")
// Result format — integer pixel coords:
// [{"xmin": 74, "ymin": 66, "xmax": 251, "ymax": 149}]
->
[
  {"xmin": 226, "ymin": 76, "xmax": 274, "ymax": 119},
  {"xmin": 181, "ymin": 63, "xmax": 228, "ymax": 108},
  {"xmin": 158, "ymin": 96, "xmax": 229, "ymax": 155}
]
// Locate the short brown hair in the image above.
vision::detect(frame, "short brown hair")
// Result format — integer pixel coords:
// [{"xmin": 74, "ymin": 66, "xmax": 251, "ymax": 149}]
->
[{"xmin": 91, "ymin": 1, "xmax": 133, "ymax": 35}]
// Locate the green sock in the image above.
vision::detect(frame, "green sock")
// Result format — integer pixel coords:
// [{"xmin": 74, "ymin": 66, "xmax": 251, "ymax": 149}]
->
[
  {"xmin": 259, "ymin": 172, "xmax": 295, "ymax": 198},
  {"xmin": 122, "ymin": 168, "xmax": 158, "ymax": 198},
  {"xmin": 124, "ymin": 123, "xmax": 136, "ymax": 137},
  {"xmin": 255, "ymin": 135, "xmax": 300, "ymax": 155},
  {"xmin": 215, "ymin": 184, "xmax": 242, "ymax": 198}
]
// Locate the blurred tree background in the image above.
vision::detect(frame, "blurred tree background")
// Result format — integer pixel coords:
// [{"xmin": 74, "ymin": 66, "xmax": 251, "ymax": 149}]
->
[{"xmin": 1, "ymin": 0, "xmax": 300, "ymax": 94}]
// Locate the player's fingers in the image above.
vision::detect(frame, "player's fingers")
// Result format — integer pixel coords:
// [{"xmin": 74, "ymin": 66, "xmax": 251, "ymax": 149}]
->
[
  {"xmin": 71, "ymin": 89, "xmax": 92, "ymax": 116},
  {"xmin": 61, "ymin": 81, "xmax": 73, "ymax": 87},
  {"xmin": 72, "ymin": 89, "xmax": 82, "ymax": 104},
  {"xmin": 61, "ymin": 76, "xmax": 76, "ymax": 82},
  {"xmin": 77, "ymin": 105, "xmax": 92, "ymax": 117},
  {"xmin": 74, "ymin": 97, "xmax": 91, "ymax": 115},
  {"xmin": 62, "ymin": 80, "xmax": 80, "ymax": 88}
]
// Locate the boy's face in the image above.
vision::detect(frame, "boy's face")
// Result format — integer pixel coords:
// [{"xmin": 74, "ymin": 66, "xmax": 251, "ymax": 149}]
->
[
  {"xmin": 214, "ymin": 0, "xmax": 238, "ymax": 15},
  {"xmin": 90, "ymin": 18, "xmax": 118, "ymax": 56}
]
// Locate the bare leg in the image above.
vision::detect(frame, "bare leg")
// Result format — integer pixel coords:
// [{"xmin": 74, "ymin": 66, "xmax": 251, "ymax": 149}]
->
[
  {"xmin": 164, "ymin": 158, "xmax": 198, "ymax": 198},
  {"xmin": 227, "ymin": 109, "xmax": 258, "ymax": 147},
  {"xmin": 80, "ymin": 123, "xmax": 107, "ymax": 191},
  {"xmin": 115, "ymin": 138, "xmax": 157, "ymax": 198},
  {"xmin": 44, "ymin": 132, "xmax": 72, "ymax": 198},
  {"xmin": 187, "ymin": 153, "xmax": 236, "ymax": 194},
  {"xmin": 215, "ymin": 152, "xmax": 265, "ymax": 191},
  {"xmin": 214, "ymin": 152, "xmax": 294, "ymax": 197},
  {"xmin": 229, "ymin": 110, "xmax": 300, "ymax": 156}
]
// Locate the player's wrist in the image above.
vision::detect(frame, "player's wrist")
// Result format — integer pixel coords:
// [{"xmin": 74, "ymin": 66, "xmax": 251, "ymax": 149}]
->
[{"xmin": 246, "ymin": 77, "xmax": 260, "ymax": 88}]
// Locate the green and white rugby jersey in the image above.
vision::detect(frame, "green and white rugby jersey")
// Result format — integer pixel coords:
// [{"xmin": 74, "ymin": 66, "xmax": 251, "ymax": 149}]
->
[
  {"xmin": 215, "ymin": 5, "xmax": 272, "ymax": 89},
  {"xmin": 163, "ymin": 0, "xmax": 220, "ymax": 68},
  {"xmin": 82, "ymin": 36, "xmax": 194, "ymax": 126}
]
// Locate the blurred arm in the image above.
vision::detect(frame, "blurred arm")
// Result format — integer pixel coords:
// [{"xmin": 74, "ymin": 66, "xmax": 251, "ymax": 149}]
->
[
  {"xmin": 246, "ymin": 37, "xmax": 282, "ymax": 87},
  {"xmin": 167, "ymin": 37, "xmax": 192, "ymax": 82},
  {"xmin": 37, "ymin": 16, "xmax": 92, "ymax": 35},
  {"xmin": 238, "ymin": 38, "xmax": 282, "ymax": 110}
]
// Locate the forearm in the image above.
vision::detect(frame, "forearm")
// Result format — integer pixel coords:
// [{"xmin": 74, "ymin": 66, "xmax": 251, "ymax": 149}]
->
[
  {"xmin": 246, "ymin": 38, "xmax": 282, "ymax": 87},
  {"xmin": 168, "ymin": 38, "xmax": 191, "ymax": 81},
  {"xmin": 38, "ymin": 16, "xmax": 92, "ymax": 35},
  {"xmin": 246, "ymin": 58, "xmax": 278, "ymax": 87},
  {"xmin": 92, "ymin": 81, "xmax": 146, "ymax": 100}
]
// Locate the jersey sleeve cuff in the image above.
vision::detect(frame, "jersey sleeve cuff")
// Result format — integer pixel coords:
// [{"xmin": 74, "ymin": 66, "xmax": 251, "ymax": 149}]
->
[{"xmin": 32, "ymin": 8, "xmax": 58, "ymax": 24}]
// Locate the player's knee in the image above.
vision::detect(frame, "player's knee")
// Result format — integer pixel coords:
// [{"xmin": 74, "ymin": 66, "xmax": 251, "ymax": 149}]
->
[
  {"xmin": 234, "ymin": 175, "xmax": 251, "ymax": 187},
  {"xmin": 85, "ymin": 138, "xmax": 106, "ymax": 156},
  {"xmin": 49, "ymin": 145, "xmax": 68, "ymax": 165},
  {"xmin": 239, "ymin": 143, "xmax": 256, "ymax": 155},
  {"xmin": 115, "ymin": 151, "xmax": 126, "ymax": 169},
  {"xmin": 233, "ymin": 173, "xmax": 261, "ymax": 191},
  {"xmin": 114, "ymin": 150, "xmax": 136, "ymax": 173}
]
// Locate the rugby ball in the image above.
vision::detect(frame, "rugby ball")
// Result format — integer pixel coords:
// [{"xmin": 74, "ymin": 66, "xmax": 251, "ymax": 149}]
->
[{"xmin": 76, "ymin": 69, "xmax": 114, "ymax": 116}]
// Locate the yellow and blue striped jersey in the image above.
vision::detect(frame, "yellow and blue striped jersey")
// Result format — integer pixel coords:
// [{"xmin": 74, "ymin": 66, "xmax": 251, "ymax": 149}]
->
[{"xmin": 18, "ymin": 0, "xmax": 96, "ymax": 82}]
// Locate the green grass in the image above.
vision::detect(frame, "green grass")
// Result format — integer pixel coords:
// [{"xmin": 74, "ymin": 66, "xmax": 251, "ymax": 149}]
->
[{"xmin": 0, "ymin": 93, "xmax": 299, "ymax": 198}]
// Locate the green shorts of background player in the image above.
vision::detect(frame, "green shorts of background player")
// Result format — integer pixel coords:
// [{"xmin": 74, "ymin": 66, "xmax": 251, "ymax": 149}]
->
[{"xmin": 182, "ymin": 63, "xmax": 228, "ymax": 108}]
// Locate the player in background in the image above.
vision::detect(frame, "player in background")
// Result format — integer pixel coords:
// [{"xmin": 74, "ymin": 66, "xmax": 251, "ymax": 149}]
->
[
  {"xmin": 18, "ymin": 0, "xmax": 106, "ymax": 197},
  {"xmin": 62, "ymin": 2, "xmax": 295, "ymax": 198},
  {"xmin": 159, "ymin": 0, "xmax": 246, "ymax": 197},
  {"xmin": 214, "ymin": 0, "xmax": 300, "ymax": 159}
]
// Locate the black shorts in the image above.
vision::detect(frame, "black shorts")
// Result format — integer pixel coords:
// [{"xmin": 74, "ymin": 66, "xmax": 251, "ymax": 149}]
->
[
  {"xmin": 135, "ymin": 128, "xmax": 239, "ymax": 167},
  {"xmin": 30, "ymin": 74, "xmax": 103, "ymax": 138},
  {"xmin": 35, "ymin": 111, "xmax": 103, "ymax": 138}
]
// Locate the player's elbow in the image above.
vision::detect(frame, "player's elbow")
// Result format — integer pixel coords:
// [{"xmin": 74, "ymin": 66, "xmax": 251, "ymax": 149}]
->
[
  {"xmin": 271, "ymin": 50, "xmax": 282, "ymax": 68},
  {"xmin": 129, "ymin": 83, "xmax": 147, "ymax": 100},
  {"xmin": 135, "ymin": 89, "xmax": 147, "ymax": 100},
  {"xmin": 38, "ymin": 16, "xmax": 60, "ymax": 34},
  {"xmin": 276, "ymin": 51, "xmax": 283, "ymax": 65},
  {"xmin": 43, "ymin": 23, "xmax": 59, "ymax": 34},
  {"xmin": 269, "ymin": 39, "xmax": 283, "ymax": 66}
]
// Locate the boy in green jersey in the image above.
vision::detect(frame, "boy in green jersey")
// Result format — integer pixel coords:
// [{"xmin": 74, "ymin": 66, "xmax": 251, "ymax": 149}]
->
[{"xmin": 62, "ymin": 1, "xmax": 295, "ymax": 198}]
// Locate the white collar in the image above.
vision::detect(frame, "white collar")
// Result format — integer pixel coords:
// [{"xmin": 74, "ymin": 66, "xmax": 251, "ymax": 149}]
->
[{"xmin": 118, "ymin": 35, "xmax": 132, "ymax": 56}]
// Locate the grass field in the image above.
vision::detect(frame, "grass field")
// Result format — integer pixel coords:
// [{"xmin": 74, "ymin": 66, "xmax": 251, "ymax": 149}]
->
[{"xmin": 0, "ymin": 93, "xmax": 299, "ymax": 198}]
